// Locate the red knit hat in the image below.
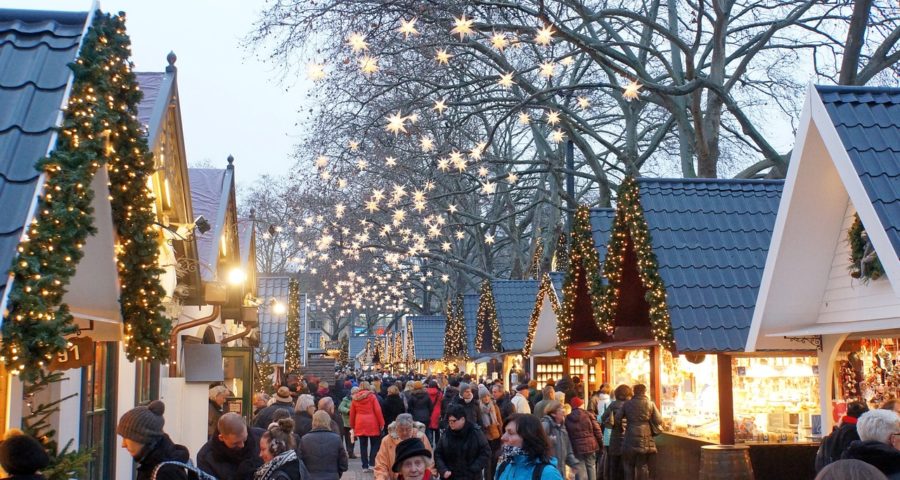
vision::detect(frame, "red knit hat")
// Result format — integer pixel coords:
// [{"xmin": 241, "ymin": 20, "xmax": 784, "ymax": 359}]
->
[{"xmin": 570, "ymin": 396, "xmax": 584, "ymax": 409}]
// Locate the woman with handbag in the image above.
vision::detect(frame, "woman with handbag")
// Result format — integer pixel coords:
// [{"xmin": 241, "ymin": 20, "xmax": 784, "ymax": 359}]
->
[
  {"xmin": 620, "ymin": 385, "xmax": 662, "ymax": 480},
  {"xmin": 600, "ymin": 385, "xmax": 632, "ymax": 480}
]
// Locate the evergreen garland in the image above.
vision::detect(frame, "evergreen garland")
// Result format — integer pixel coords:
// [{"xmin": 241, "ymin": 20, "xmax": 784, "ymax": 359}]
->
[
  {"xmin": 339, "ymin": 334, "xmax": 349, "ymax": 368},
  {"xmin": 556, "ymin": 206, "xmax": 605, "ymax": 355},
  {"xmin": 553, "ymin": 227, "xmax": 569, "ymax": 272},
  {"xmin": 522, "ymin": 273, "xmax": 561, "ymax": 357},
  {"xmin": 847, "ymin": 213, "xmax": 885, "ymax": 281},
  {"xmin": 284, "ymin": 278, "xmax": 301, "ymax": 373},
  {"xmin": 1, "ymin": 11, "xmax": 169, "ymax": 380},
  {"xmin": 253, "ymin": 348, "xmax": 276, "ymax": 395},
  {"xmin": 597, "ymin": 177, "xmax": 675, "ymax": 350},
  {"xmin": 474, "ymin": 280, "xmax": 502, "ymax": 352}
]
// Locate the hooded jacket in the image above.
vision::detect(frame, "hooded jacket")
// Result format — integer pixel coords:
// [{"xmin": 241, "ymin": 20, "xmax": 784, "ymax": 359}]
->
[
  {"xmin": 350, "ymin": 390, "xmax": 385, "ymax": 436},
  {"xmin": 433, "ymin": 420, "xmax": 491, "ymax": 480},
  {"xmin": 134, "ymin": 434, "xmax": 190, "ymax": 480},
  {"xmin": 565, "ymin": 407, "xmax": 603, "ymax": 455},
  {"xmin": 197, "ymin": 427, "xmax": 265, "ymax": 480},
  {"xmin": 407, "ymin": 389, "xmax": 434, "ymax": 426}
]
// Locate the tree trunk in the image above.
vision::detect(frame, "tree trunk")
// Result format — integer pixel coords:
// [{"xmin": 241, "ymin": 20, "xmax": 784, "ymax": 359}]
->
[{"xmin": 839, "ymin": 0, "xmax": 873, "ymax": 85}]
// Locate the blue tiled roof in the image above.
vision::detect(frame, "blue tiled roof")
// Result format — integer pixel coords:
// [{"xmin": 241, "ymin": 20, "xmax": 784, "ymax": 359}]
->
[
  {"xmin": 590, "ymin": 208, "xmax": 616, "ymax": 265},
  {"xmin": 637, "ymin": 178, "xmax": 783, "ymax": 352},
  {"xmin": 548, "ymin": 271, "xmax": 565, "ymax": 302},
  {"xmin": 816, "ymin": 85, "xmax": 900, "ymax": 256},
  {"xmin": 491, "ymin": 280, "xmax": 540, "ymax": 352},
  {"xmin": 409, "ymin": 315, "xmax": 445, "ymax": 360},
  {"xmin": 462, "ymin": 293, "xmax": 479, "ymax": 357},
  {"xmin": 349, "ymin": 335, "xmax": 377, "ymax": 359},
  {"xmin": 257, "ymin": 276, "xmax": 290, "ymax": 364},
  {"xmin": 0, "ymin": 9, "xmax": 86, "ymax": 293}
]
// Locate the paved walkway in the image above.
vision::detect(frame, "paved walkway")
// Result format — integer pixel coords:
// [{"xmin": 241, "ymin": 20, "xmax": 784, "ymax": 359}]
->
[{"xmin": 341, "ymin": 445, "xmax": 374, "ymax": 480}]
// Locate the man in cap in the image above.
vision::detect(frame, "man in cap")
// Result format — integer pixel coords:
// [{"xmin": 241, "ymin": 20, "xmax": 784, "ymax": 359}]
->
[{"xmin": 252, "ymin": 386, "xmax": 295, "ymax": 429}]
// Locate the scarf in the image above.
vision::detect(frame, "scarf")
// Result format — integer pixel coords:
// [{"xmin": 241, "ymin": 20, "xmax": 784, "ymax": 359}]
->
[
  {"xmin": 254, "ymin": 450, "xmax": 298, "ymax": 480},
  {"xmin": 499, "ymin": 445, "xmax": 528, "ymax": 464},
  {"xmin": 480, "ymin": 400, "xmax": 499, "ymax": 427}
]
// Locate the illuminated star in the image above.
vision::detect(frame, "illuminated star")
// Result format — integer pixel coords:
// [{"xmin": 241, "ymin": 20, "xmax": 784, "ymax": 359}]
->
[
  {"xmin": 437, "ymin": 158, "xmax": 450, "ymax": 171},
  {"xmin": 498, "ymin": 72, "xmax": 515, "ymax": 89},
  {"xmin": 451, "ymin": 15, "xmax": 474, "ymax": 39},
  {"xmin": 349, "ymin": 140, "xmax": 360, "ymax": 151},
  {"xmin": 455, "ymin": 230, "xmax": 465, "ymax": 240},
  {"xmin": 550, "ymin": 129, "xmax": 566, "ymax": 143},
  {"xmin": 470, "ymin": 142, "xmax": 486, "ymax": 160},
  {"xmin": 371, "ymin": 189, "xmax": 385, "ymax": 201},
  {"xmin": 518, "ymin": 112, "xmax": 530, "ymax": 125},
  {"xmin": 315, "ymin": 155, "xmax": 329, "ymax": 168},
  {"xmin": 546, "ymin": 110, "xmax": 561, "ymax": 125},
  {"xmin": 392, "ymin": 184, "xmax": 407, "ymax": 200},
  {"xmin": 491, "ymin": 32, "xmax": 508, "ymax": 51},
  {"xmin": 335, "ymin": 203, "xmax": 346, "ymax": 218},
  {"xmin": 561, "ymin": 56, "xmax": 574, "ymax": 66},
  {"xmin": 321, "ymin": 171, "xmax": 332, "ymax": 180},
  {"xmin": 360, "ymin": 55, "xmax": 379, "ymax": 74},
  {"xmin": 424, "ymin": 180, "xmax": 435, "ymax": 191},
  {"xmin": 347, "ymin": 33, "xmax": 369, "ymax": 52},
  {"xmin": 623, "ymin": 79, "xmax": 643, "ymax": 100},
  {"xmin": 435, "ymin": 49, "xmax": 452, "ymax": 65},
  {"xmin": 507, "ymin": 172, "xmax": 519, "ymax": 183},
  {"xmin": 577, "ymin": 96, "xmax": 590, "ymax": 110},
  {"xmin": 485, "ymin": 233, "xmax": 495, "ymax": 244},
  {"xmin": 386, "ymin": 111, "xmax": 408, "ymax": 134},
  {"xmin": 412, "ymin": 189, "xmax": 426, "ymax": 202},
  {"xmin": 356, "ymin": 159, "xmax": 368, "ymax": 169},
  {"xmin": 539, "ymin": 62, "xmax": 556, "ymax": 78},
  {"xmin": 398, "ymin": 18, "xmax": 419, "ymax": 38},
  {"xmin": 433, "ymin": 99, "xmax": 447, "ymax": 115},
  {"xmin": 338, "ymin": 178, "xmax": 347, "ymax": 189},
  {"xmin": 441, "ymin": 242, "xmax": 452, "ymax": 252},
  {"xmin": 365, "ymin": 200, "xmax": 379, "ymax": 213},
  {"xmin": 535, "ymin": 25, "xmax": 554, "ymax": 46},
  {"xmin": 478, "ymin": 166, "xmax": 489, "ymax": 177},
  {"xmin": 420, "ymin": 136, "xmax": 435, "ymax": 152},
  {"xmin": 481, "ymin": 181, "xmax": 496, "ymax": 194},
  {"xmin": 448, "ymin": 204, "xmax": 458, "ymax": 213},
  {"xmin": 385, "ymin": 156, "xmax": 398, "ymax": 167},
  {"xmin": 307, "ymin": 63, "xmax": 326, "ymax": 81}
]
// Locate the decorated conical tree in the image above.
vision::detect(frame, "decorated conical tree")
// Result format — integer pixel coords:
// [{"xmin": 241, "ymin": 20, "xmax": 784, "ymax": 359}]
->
[
  {"xmin": 405, "ymin": 320, "xmax": 416, "ymax": 365},
  {"xmin": 474, "ymin": 280, "xmax": 502, "ymax": 353},
  {"xmin": 529, "ymin": 237, "xmax": 544, "ymax": 279},
  {"xmin": 557, "ymin": 206, "xmax": 606, "ymax": 355},
  {"xmin": 443, "ymin": 295, "xmax": 468, "ymax": 360},
  {"xmin": 552, "ymin": 226, "xmax": 569, "ymax": 273},
  {"xmin": 339, "ymin": 334, "xmax": 349, "ymax": 368},
  {"xmin": 284, "ymin": 278, "xmax": 302, "ymax": 373}
]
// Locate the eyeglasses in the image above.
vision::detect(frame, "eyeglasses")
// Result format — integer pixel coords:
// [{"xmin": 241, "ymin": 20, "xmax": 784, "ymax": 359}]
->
[{"xmin": 447, "ymin": 417, "xmax": 461, "ymax": 424}]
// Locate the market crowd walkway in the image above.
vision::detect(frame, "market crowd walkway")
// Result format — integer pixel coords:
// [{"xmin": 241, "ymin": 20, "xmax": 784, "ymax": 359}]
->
[{"xmin": 341, "ymin": 452, "xmax": 374, "ymax": 480}]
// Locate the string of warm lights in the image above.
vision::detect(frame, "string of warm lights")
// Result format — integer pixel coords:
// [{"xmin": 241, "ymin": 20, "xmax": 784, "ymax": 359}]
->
[
  {"xmin": 405, "ymin": 319, "xmax": 415, "ymax": 365},
  {"xmin": 284, "ymin": 278, "xmax": 302, "ymax": 373},
  {"xmin": 1, "ymin": 12, "xmax": 169, "ymax": 379},
  {"xmin": 522, "ymin": 273, "xmax": 561, "ymax": 357},
  {"xmin": 597, "ymin": 177, "xmax": 675, "ymax": 349},
  {"xmin": 474, "ymin": 280, "xmax": 502, "ymax": 353},
  {"xmin": 442, "ymin": 295, "xmax": 467, "ymax": 360},
  {"xmin": 556, "ymin": 206, "xmax": 605, "ymax": 356}
]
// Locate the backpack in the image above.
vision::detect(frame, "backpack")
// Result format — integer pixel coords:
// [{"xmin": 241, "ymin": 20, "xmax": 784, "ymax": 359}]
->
[
  {"xmin": 151, "ymin": 460, "xmax": 219, "ymax": 480},
  {"xmin": 496, "ymin": 459, "xmax": 548, "ymax": 480}
]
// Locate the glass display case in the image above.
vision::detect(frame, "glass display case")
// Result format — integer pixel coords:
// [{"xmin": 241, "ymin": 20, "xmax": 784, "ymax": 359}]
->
[
  {"xmin": 534, "ymin": 357, "xmax": 565, "ymax": 385},
  {"xmin": 609, "ymin": 349, "xmax": 651, "ymax": 388},
  {"xmin": 661, "ymin": 351, "xmax": 720, "ymax": 442},
  {"xmin": 835, "ymin": 337, "xmax": 898, "ymax": 409},
  {"xmin": 568, "ymin": 357, "xmax": 598, "ymax": 389}
]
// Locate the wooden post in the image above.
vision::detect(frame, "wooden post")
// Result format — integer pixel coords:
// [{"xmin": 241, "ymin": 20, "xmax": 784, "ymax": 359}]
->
[
  {"xmin": 650, "ymin": 346, "xmax": 662, "ymax": 409},
  {"xmin": 718, "ymin": 353, "xmax": 736, "ymax": 445}
]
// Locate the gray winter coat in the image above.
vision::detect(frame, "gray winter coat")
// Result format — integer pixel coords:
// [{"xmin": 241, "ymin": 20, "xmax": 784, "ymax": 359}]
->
[
  {"xmin": 621, "ymin": 394, "xmax": 662, "ymax": 455},
  {"xmin": 299, "ymin": 428, "xmax": 349, "ymax": 480},
  {"xmin": 541, "ymin": 416, "xmax": 579, "ymax": 477}
]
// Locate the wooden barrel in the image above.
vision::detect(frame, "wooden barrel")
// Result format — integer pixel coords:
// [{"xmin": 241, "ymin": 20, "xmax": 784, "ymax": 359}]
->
[{"xmin": 699, "ymin": 445, "xmax": 754, "ymax": 480}]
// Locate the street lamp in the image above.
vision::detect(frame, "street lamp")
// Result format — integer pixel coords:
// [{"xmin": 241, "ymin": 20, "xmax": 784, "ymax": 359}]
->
[{"xmin": 227, "ymin": 267, "xmax": 247, "ymax": 286}]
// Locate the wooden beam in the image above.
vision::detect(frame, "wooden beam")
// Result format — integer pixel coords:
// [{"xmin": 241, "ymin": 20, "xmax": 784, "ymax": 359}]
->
[
  {"xmin": 718, "ymin": 353, "xmax": 736, "ymax": 445},
  {"xmin": 650, "ymin": 346, "xmax": 662, "ymax": 409}
]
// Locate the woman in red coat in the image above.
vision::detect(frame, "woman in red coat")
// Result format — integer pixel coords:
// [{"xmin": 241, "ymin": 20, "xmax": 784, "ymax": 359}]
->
[
  {"xmin": 350, "ymin": 382, "xmax": 385, "ymax": 472},
  {"xmin": 426, "ymin": 380, "xmax": 443, "ymax": 446}
]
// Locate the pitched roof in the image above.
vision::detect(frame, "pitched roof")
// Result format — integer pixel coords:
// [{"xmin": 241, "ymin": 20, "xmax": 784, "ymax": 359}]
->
[
  {"xmin": 816, "ymin": 85, "xmax": 900, "ymax": 256},
  {"xmin": 0, "ymin": 9, "xmax": 87, "ymax": 294},
  {"xmin": 135, "ymin": 72, "xmax": 164, "ymax": 130},
  {"xmin": 188, "ymin": 168, "xmax": 230, "ymax": 280},
  {"xmin": 349, "ymin": 335, "xmax": 377, "ymax": 359},
  {"xmin": 491, "ymin": 280, "xmax": 540, "ymax": 352},
  {"xmin": 408, "ymin": 315, "xmax": 445, "ymax": 360},
  {"xmin": 257, "ymin": 276, "xmax": 290, "ymax": 364},
  {"xmin": 590, "ymin": 208, "xmax": 616, "ymax": 265},
  {"xmin": 637, "ymin": 178, "xmax": 783, "ymax": 352}
]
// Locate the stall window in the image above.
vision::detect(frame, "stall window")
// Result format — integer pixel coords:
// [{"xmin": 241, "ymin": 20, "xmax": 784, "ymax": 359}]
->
[
  {"xmin": 134, "ymin": 359, "xmax": 160, "ymax": 405},
  {"xmin": 609, "ymin": 349, "xmax": 651, "ymax": 388},
  {"xmin": 81, "ymin": 342, "xmax": 117, "ymax": 480},
  {"xmin": 660, "ymin": 352, "xmax": 719, "ymax": 442}
]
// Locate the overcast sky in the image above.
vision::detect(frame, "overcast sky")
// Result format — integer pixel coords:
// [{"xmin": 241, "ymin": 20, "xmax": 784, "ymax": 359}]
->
[{"xmin": 7, "ymin": 0, "xmax": 309, "ymax": 190}]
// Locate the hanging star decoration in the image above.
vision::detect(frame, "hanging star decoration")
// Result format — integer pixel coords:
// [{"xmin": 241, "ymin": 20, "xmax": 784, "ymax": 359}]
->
[
  {"xmin": 623, "ymin": 79, "xmax": 643, "ymax": 100},
  {"xmin": 433, "ymin": 99, "xmax": 448, "ymax": 115},
  {"xmin": 347, "ymin": 33, "xmax": 369, "ymax": 52},
  {"xmin": 577, "ymin": 96, "xmax": 590, "ymax": 110},
  {"xmin": 539, "ymin": 62, "xmax": 556, "ymax": 78},
  {"xmin": 498, "ymin": 72, "xmax": 515, "ymax": 88},
  {"xmin": 399, "ymin": 18, "xmax": 419, "ymax": 38},
  {"xmin": 551, "ymin": 129, "xmax": 566, "ymax": 143},
  {"xmin": 360, "ymin": 55, "xmax": 379, "ymax": 74},
  {"xmin": 435, "ymin": 48, "xmax": 452, "ymax": 64},
  {"xmin": 507, "ymin": 172, "xmax": 519, "ymax": 183},
  {"xmin": 491, "ymin": 32, "xmax": 509, "ymax": 50},
  {"xmin": 546, "ymin": 110, "xmax": 561, "ymax": 125},
  {"xmin": 518, "ymin": 112, "xmax": 531, "ymax": 125},
  {"xmin": 420, "ymin": 136, "xmax": 435, "ymax": 152},
  {"xmin": 385, "ymin": 156, "xmax": 398, "ymax": 167},
  {"xmin": 386, "ymin": 111, "xmax": 409, "ymax": 134},
  {"xmin": 307, "ymin": 62, "xmax": 326, "ymax": 81},
  {"xmin": 451, "ymin": 15, "xmax": 475, "ymax": 39},
  {"xmin": 481, "ymin": 181, "xmax": 497, "ymax": 194},
  {"xmin": 315, "ymin": 155, "xmax": 329, "ymax": 168},
  {"xmin": 485, "ymin": 233, "xmax": 496, "ymax": 244},
  {"xmin": 535, "ymin": 25, "xmax": 554, "ymax": 45}
]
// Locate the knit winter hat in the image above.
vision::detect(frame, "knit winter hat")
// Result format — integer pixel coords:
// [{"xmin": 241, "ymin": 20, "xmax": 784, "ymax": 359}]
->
[
  {"xmin": 477, "ymin": 384, "xmax": 491, "ymax": 399},
  {"xmin": 0, "ymin": 431, "xmax": 49, "ymax": 475},
  {"xmin": 117, "ymin": 400, "xmax": 166, "ymax": 444},
  {"xmin": 570, "ymin": 396, "xmax": 584, "ymax": 409}
]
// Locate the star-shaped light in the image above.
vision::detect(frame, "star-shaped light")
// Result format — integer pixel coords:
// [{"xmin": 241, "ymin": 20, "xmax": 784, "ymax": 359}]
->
[
  {"xmin": 347, "ymin": 33, "xmax": 368, "ymax": 52},
  {"xmin": 398, "ymin": 18, "xmax": 419, "ymax": 38},
  {"xmin": 518, "ymin": 112, "xmax": 530, "ymax": 125},
  {"xmin": 315, "ymin": 155, "xmax": 329, "ymax": 168},
  {"xmin": 455, "ymin": 230, "xmax": 466, "ymax": 240},
  {"xmin": 491, "ymin": 32, "xmax": 508, "ymax": 50},
  {"xmin": 338, "ymin": 178, "xmax": 348, "ymax": 189},
  {"xmin": 356, "ymin": 159, "xmax": 369, "ymax": 169},
  {"xmin": 485, "ymin": 233, "xmax": 496, "ymax": 244},
  {"xmin": 420, "ymin": 136, "xmax": 434, "ymax": 152},
  {"xmin": 498, "ymin": 72, "xmax": 515, "ymax": 88},
  {"xmin": 360, "ymin": 55, "xmax": 379, "ymax": 74},
  {"xmin": 412, "ymin": 189, "xmax": 426, "ymax": 202},
  {"xmin": 451, "ymin": 15, "xmax": 474, "ymax": 39},
  {"xmin": 425, "ymin": 180, "xmax": 435, "ymax": 191},
  {"xmin": 550, "ymin": 129, "xmax": 566, "ymax": 143},
  {"xmin": 535, "ymin": 25, "xmax": 554, "ymax": 45},
  {"xmin": 448, "ymin": 204, "xmax": 458, "ymax": 213},
  {"xmin": 470, "ymin": 142, "xmax": 486, "ymax": 160},
  {"xmin": 335, "ymin": 203, "xmax": 346, "ymax": 218},
  {"xmin": 307, "ymin": 63, "xmax": 326, "ymax": 81},
  {"xmin": 577, "ymin": 96, "xmax": 590, "ymax": 110},
  {"xmin": 481, "ymin": 181, "xmax": 497, "ymax": 194},
  {"xmin": 433, "ymin": 99, "xmax": 447, "ymax": 115},
  {"xmin": 623, "ymin": 79, "xmax": 643, "ymax": 100},
  {"xmin": 435, "ymin": 49, "xmax": 452, "ymax": 65},
  {"xmin": 392, "ymin": 184, "xmax": 407, "ymax": 200},
  {"xmin": 478, "ymin": 166, "xmax": 489, "ymax": 177},
  {"xmin": 385, "ymin": 156, "xmax": 398, "ymax": 167},
  {"xmin": 321, "ymin": 171, "xmax": 332, "ymax": 180},
  {"xmin": 392, "ymin": 208, "xmax": 406, "ymax": 225},
  {"xmin": 539, "ymin": 62, "xmax": 556, "ymax": 78},
  {"xmin": 349, "ymin": 140, "xmax": 360, "ymax": 151},
  {"xmin": 441, "ymin": 243, "xmax": 452, "ymax": 252},
  {"xmin": 508, "ymin": 172, "xmax": 519, "ymax": 183},
  {"xmin": 561, "ymin": 56, "xmax": 574, "ymax": 66},
  {"xmin": 547, "ymin": 110, "xmax": 561, "ymax": 125},
  {"xmin": 386, "ymin": 111, "xmax": 408, "ymax": 134},
  {"xmin": 372, "ymin": 189, "xmax": 385, "ymax": 201},
  {"xmin": 437, "ymin": 158, "xmax": 450, "ymax": 171},
  {"xmin": 365, "ymin": 200, "xmax": 379, "ymax": 213}
]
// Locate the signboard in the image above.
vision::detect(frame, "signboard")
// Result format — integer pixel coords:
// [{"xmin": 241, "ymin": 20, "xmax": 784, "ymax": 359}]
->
[
  {"xmin": 323, "ymin": 340, "xmax": 341, "ymax": 351},
  {"xmin": 49, "ymin": 336, "xmax": 95, "ymax": 371}
]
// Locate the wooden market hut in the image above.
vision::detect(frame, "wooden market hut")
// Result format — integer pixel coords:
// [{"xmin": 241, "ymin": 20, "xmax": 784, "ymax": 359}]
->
[
  {"xmin": 407, "ymin": 315, "xmax": 446, "ymax": 373},
  {"xmin": 747, "ymin": 85, "xmax": 900, "ymax": 433}
]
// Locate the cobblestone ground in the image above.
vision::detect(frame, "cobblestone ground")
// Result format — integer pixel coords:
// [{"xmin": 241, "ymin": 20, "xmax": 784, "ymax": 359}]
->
[{"xmin": 341, "ymin": 444, "xmax": 374, "ymax": 480}]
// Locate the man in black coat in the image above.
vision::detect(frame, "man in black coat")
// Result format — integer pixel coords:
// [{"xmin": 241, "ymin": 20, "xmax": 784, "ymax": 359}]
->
[
  {"xmin": 840, "ymin": 408, "xmax": 900, "ymax": 479},
  {"xmin": 198, "ymin": 413, "xmax": 264, "ymax": 480},
  {"xmin": 491, "ymin": 384, "xmax": 515, "ymax": 422},
  {"xmin": 253, "ymin": 386, "xmax": 295, "ymax": 429},
  {"xmin": 434, "ymin": 405, "xmax": 491, "ymax": 480},
  {"xmin": 815, "ymin": 401, "xmax": 868, "ymax": 471}
]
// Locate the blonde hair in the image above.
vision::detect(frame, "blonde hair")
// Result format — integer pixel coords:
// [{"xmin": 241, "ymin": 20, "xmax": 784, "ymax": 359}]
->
[
  {"xmin": 388, "ymin": 385, "xmax": 400, "ymax": 395},
  {"xmin": 312, "ymin": 410, "xmax": 332, "ymax": 430},
  {"xmin": 209, "ymin": 385, "xmax": 230, "ymax": 401}
]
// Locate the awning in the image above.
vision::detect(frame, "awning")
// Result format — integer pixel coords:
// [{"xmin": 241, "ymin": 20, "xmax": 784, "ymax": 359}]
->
[
  {"xmin": 532, "ymin": 351, "xmax": 562, "ymax": 358},
  {"xmin": 767, "ymin": 318, "xmax": 900, "ymax": 337},
  {"xmin": 574, "ymin": 339, "xmax": 659, "ymax": 351},
  {"xmin": 473, "ymin": 354, "xmax": 504, "ymax": 364}
]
